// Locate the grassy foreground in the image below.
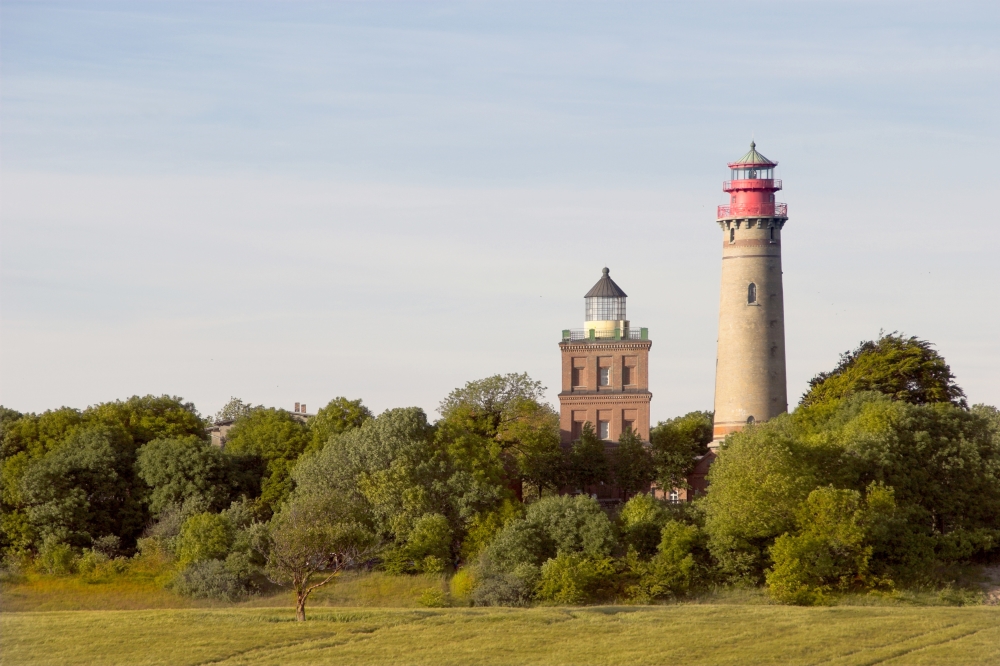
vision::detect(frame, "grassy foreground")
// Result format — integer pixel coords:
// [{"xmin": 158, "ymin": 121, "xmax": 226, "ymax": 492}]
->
[{"xmin": 3, "ymin": 605, "xmax": 999, "ymax": 666}]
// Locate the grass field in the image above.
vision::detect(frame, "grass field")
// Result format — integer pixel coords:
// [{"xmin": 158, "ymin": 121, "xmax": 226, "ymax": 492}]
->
[{"xmin": 3, "ymin": 605, "xmax": 1000, "ymax": 665}]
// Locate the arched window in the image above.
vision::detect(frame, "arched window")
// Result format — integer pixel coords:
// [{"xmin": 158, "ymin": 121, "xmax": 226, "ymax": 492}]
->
[
  {"xmin": 746, "ymin": 415, "xmax": 755, "ymax": 425},
  {"xmin": 729, "ymin": 228, "xmax": 735, "ymax": 243},
  {"xmin": 747, "ymin": 282, "xmax": 757, "ymax": 304}
]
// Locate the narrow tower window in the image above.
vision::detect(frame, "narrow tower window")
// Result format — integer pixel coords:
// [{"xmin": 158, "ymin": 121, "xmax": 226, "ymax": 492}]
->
[
  {"xmin": 770, "ymin": 227, "xmax": 774, "ymax": 241},
  {"xmin": 729, "ymin": 228, "xmax": 735, "ymax": 243},
  {"xmin": 747, "ymin": 282, "xmax": 757, "ymax": 304}
]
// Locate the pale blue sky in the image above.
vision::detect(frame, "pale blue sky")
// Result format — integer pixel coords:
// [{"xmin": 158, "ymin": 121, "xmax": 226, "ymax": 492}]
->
[{"xmin": 2, "ymin": 1, "xmax": 998, "ymax": 420}]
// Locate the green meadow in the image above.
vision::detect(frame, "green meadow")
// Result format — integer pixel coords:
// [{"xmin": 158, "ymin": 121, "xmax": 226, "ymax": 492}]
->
[{"xmin": 4, "ymin": 605, "xmax": 1000, "ymax": 666}]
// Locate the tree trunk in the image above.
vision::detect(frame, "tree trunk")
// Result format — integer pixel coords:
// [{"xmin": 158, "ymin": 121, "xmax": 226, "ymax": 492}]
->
[{"xmin": 295, "ymin": 589, "xmax": 307, "ymax": 621}]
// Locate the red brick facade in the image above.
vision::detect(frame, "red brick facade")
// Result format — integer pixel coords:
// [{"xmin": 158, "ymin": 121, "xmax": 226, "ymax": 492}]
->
[{"xmin": 557, "ymin": 339, "xmax": 652, "ymax": 445}]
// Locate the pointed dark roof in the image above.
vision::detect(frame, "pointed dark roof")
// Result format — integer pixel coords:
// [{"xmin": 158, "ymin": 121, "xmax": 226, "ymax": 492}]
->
[
  {"xmin": 727, "ymin": 140, "xmax": 777, "ymax": 168},
  {"xmin": 585, "ymin": 267, "xmax": 627, "ymax": 298}
]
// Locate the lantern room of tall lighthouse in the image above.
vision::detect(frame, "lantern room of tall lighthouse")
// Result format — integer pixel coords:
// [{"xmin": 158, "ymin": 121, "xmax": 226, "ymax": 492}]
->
[{"xmin": 711, "ymin": 141, "xmax": 789, "ymax": 448}]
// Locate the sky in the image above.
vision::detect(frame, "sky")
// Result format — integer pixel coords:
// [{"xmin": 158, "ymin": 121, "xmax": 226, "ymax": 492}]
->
[{"xmin": 2, "ymin": 1, "xmax": 998, "ymax": 422}]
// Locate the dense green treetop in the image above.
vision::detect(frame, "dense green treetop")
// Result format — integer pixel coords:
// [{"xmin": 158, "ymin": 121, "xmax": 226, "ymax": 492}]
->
[
  {"xmin": 223, "ymin": 408, "xmax": 310, "ymax": 517},
  {"xmin": 612, "ymin": 427, "xmax": 653, "ymax": 499},
  {"xmin": 649, "ymin": 411, "xmax": 713, "ymax": 492},
  {"xmin": 136, "ymin": 436, "xmax": 241, "ymax": 517},
  {"xmin": 308, "ymin": 397, "xmax": 372, "ymax": 452},
  {"xmin": 800, "ymin": 333, "xmax": 967, "ymax": 409},
  {"xmin": 84, "ymin": 395, "xmax": 207, "ymax": 445},
  {"xmin": 568, "ymin": 423, "xmax": 609, "ymax": 490},
  {"xmin": 212, "ymin": 397, "xmax": 262, "ymax": 424}
]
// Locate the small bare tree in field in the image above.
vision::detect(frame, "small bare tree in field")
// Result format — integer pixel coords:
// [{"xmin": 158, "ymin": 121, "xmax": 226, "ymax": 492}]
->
[{"xmin": 259, "ymin": 494, "xmax": 375, "ymax": 621}]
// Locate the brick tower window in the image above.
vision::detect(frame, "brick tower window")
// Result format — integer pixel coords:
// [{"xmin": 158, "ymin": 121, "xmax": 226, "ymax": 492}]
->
[
  {"xmin": 599, "ymin": 367, "xmax": 610, "ymax": 386},
  {"xmin": 622, "ymin": 365, "xmax": 631, "ymax": 386},
  {"xmin": 747, "ymin": 282, "xmax": 757, "ymax": 304},
  {"xmin": 572, "ymin": 367, "xmax": 583, "ymax": 387},
  {"xmin": 623, "ymin": 420, "xmax": 634, "ymax": 434},
  {"xmin": 598, "ymin": 421, "xmax": 610, "ymax": 440}
]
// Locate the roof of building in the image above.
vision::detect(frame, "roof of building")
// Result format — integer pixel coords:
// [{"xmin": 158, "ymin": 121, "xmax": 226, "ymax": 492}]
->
[
  {"xmin": 585, "ymin": 267, "xmax": 628, "ymax": 298},
  {"xmin": 728, "ymin": 140, "xmax": 777, "ymax": 168}
]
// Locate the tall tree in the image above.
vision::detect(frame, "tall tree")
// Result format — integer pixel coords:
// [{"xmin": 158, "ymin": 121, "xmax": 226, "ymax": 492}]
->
[
  {"xmin": 569, "ymin": 423, "xmax": 610, "ymax": 491},
  {"xmin": 613, "ymin": 427, "xmax": 653, "ymax": 500},
  {"xmin": 213, "ymin": 397, "xmax": 261, "ymax": 423},
  {"xmin": 437, "ymin": 373, "xmax": 563, "ymax": 495},
  {"xmin": 800, "ymin": 332, "xmax": 967, "ymax": 408},
  {"xmin": 649, "ymin": 411, "xmax": 713, "ymax": 493},
  {"xmin": 85, "ymin": 395, "xmax": 207, "ymax": 446},
  {"xmin": 307, "ymin": 397, "xmax": 372, "ymax": 452},
  {"xmin": 136, "ymin": 436, "xmax": 241, "ymax": 516},
  {"xmin": 223, "ymin": 409, "xmax": 310, "ymax": 517}
]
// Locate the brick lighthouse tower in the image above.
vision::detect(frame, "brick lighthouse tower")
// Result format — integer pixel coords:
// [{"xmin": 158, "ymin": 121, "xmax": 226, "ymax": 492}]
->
[
  {"xmin": 558, "ymin": 268, "xmax": 652, "ymax": 448},
  {"xmin": 711, "ymin": 142, "xmax": 789, "ymax": 448}
]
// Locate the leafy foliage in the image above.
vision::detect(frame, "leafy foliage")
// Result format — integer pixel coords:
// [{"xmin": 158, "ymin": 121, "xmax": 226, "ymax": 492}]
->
[
  {"xmin": 223, "ymin": 408, "xmax": 311, "ymax": 517},
  {"xmin": 212, "ymin": 397, "xmax": 261, "ymax": 424},
  {"xmin": 649, "ymin": 411, "xmax": 712, "ymax": 492},
  {"xmin": 258, "ymin": 493, "xmax": 376, "ymax": 620},
  {"xmin": 568, "ymin": 423, "xmax": 609, "ymax": 490},
  {"xmin": 612, "ymin": 427, "xmax": 653, "ymax": 499},
  {"xmin": 801, "ymin": 333, "xmax": 967, "ymax": 408},
  {"xmin": 766, "ymin": 484, "xmax": 896, "ymax": 604},
  {"xmin": 136, "ymin": 436, "xmax": 241, "ymax": 516},
  {"xmin": 177, "ymin": 512, "xmax": 235, "ymax": 564},
  {"xmin": 308, "ymin": 397, "xmax": 372, "ymax": 452}
]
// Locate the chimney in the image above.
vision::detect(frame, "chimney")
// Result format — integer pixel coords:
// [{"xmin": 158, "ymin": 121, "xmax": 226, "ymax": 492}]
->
[
  {"xmin": 294, "ymin": 402, "xmax": 300, "ymax": 413},
  {"xmin": 301, "ymin": 404, "xmax": 307, "ymax": 414}
]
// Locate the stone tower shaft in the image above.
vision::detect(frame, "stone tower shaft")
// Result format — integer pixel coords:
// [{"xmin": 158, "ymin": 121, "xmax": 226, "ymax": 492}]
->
[{"xmin": 712, "ymin": 142, "xmax": 788, "ymax": 447}]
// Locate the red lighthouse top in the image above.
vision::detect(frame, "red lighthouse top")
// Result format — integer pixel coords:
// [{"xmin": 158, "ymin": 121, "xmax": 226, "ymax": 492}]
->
[{"xmin": 718, "ymin": 141, "xmax": 787, "ymax": 220}]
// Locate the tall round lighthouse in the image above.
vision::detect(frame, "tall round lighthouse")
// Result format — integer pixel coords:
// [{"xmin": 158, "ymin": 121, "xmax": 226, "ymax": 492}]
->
[{"xmin": 711, "ymin": 141, "xmax": 788, "ymax": 448}]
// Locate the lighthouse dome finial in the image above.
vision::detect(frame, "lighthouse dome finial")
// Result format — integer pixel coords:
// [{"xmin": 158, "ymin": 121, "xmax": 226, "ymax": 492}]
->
[
  {"xmin": 750, "ymin": 140, "xmax": 755, "ymax": 149},
  {"xmin": 602, "ymin": 267, "xmax": 609, "ymax": 276}
]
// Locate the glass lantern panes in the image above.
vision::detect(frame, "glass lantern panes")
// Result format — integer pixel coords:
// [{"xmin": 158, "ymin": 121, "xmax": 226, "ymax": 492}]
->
[{"xmin": 586, "ymin": 296, "xmax": 626, "ymax": 321}]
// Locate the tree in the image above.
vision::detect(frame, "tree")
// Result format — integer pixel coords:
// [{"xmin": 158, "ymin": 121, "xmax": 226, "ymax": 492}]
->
[
  {"xmin": 766, "ymin": 484, "xmax": 896, "ymax": 605},
  {"xmin": 569, "ymin": 423, "xmax": 609, "ymax": 491},
  {"xmin": 308, "ymin": 397, "xmax": 372, "ymax": 452},
  {"xmin": 19, "ymin": 425, "xmax": 146, "ymax": 549},
  {"xmin": 437, "ymin": 373, "xmax": 563, "ymax": 496},
  {"xmin": 213, "ymin": 397, "xmax": 261, "ymax": 424},
  {"xmin": 612, "ymin": 428, "xmax": 653, "ymax": 500},
  {"xmin": 84, "ymin": 395, "xmax": 207, "ymax": 446},
  {"xmin": 260, "ymin": 493, "xmax": 376, "ymax": 621},
  {"xmin": 649, "ymin": 411, "xmax": 712, "ymax": 493},
  {"xmin": 800, "ymin": 333, "xmax": 967, "ymax": 409},
  {"xmin": 136, "ymin": 436, "xmax": 240, "ymax": 516},
  {"xmin": 223, "ymin": 408, "xmax": 311, "ymax": 517}
]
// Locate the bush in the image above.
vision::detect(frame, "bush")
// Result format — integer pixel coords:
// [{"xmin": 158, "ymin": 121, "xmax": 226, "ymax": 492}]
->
[
  {"xmin": 765, "ymin": 485, "xmax": 895, "ymax": 605},
  {"xmin": 404, "ymin": 513, "xmax": 452, "ymax": 569},
  {"xmin": 417, "ymin": 587, "xmax": 448, "ymax": 607},
  {"xmin": 177, "ymin": 513, "xmax": 234, "ymax": 565},
  {"xmin": 628, "ymin": 521, "xmax": 707, "ymax": 601},
  {"xmin": 536, "ymin": 554, "xmax": 615, "ymax": 605},
  {"xmin": 449, "ymin": 568, "xmax": 477, "ymax": 605},
  {"xmin": 37, "ymin": 538, "xmax": 76, "ymax": 575},
  {"xmin": 471, "ymin": 566, "xmax": 537, "ymax": 607},
  {"xmin": 618, "ymin": 494, "xmax": 669, "ymax": 558},
  {"xmin": 171, "ymin": 553, "xmax": 257, "ymax": 601}
]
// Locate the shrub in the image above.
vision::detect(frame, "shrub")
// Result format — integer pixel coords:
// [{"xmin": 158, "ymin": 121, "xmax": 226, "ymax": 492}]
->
[
  {"xmin": 536, "ymin": 554, "xmax": 615, "ymax": 605},
  {"xmin": 91, "ymin": 534, "xmax": 122, "ymax": 558},
  {"xmin": 417, "ymin": 587, "xmax": 448, "ymax": 607},
  {"xmin": 618, "ymin": 494, "xmax": 669, "ymax": 558},
  {"xmin": 171, "ymin": 553, "xmax": 257, "ymax": 601},
  {"xmin": 524, "ymin": 494, "xmax": 616, "ymax": 559},
  {"xmin": 471, "ymin": 566, "xmax": 537, "ymax": 607},
  {"xmin": 765, "ymin": 485, "xmax": 895, "ymax": 605},
  {"xmin": 177, "ymin": 512, "xmax": 234, "ymax": 565},
  {"xmin": 628, "ymin": 521, "xmax": 707, "ymax": 601},
  {"xmin": 449, "ymin": 567, "xmax": 477, "ymax": 605},
  {"xmin": 405, "ymin": 513, "xmax": 452, "ymax": 568},
  {"xmin": 37, "ymin": 538, "xmax": 76, "ymax": 575}
]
